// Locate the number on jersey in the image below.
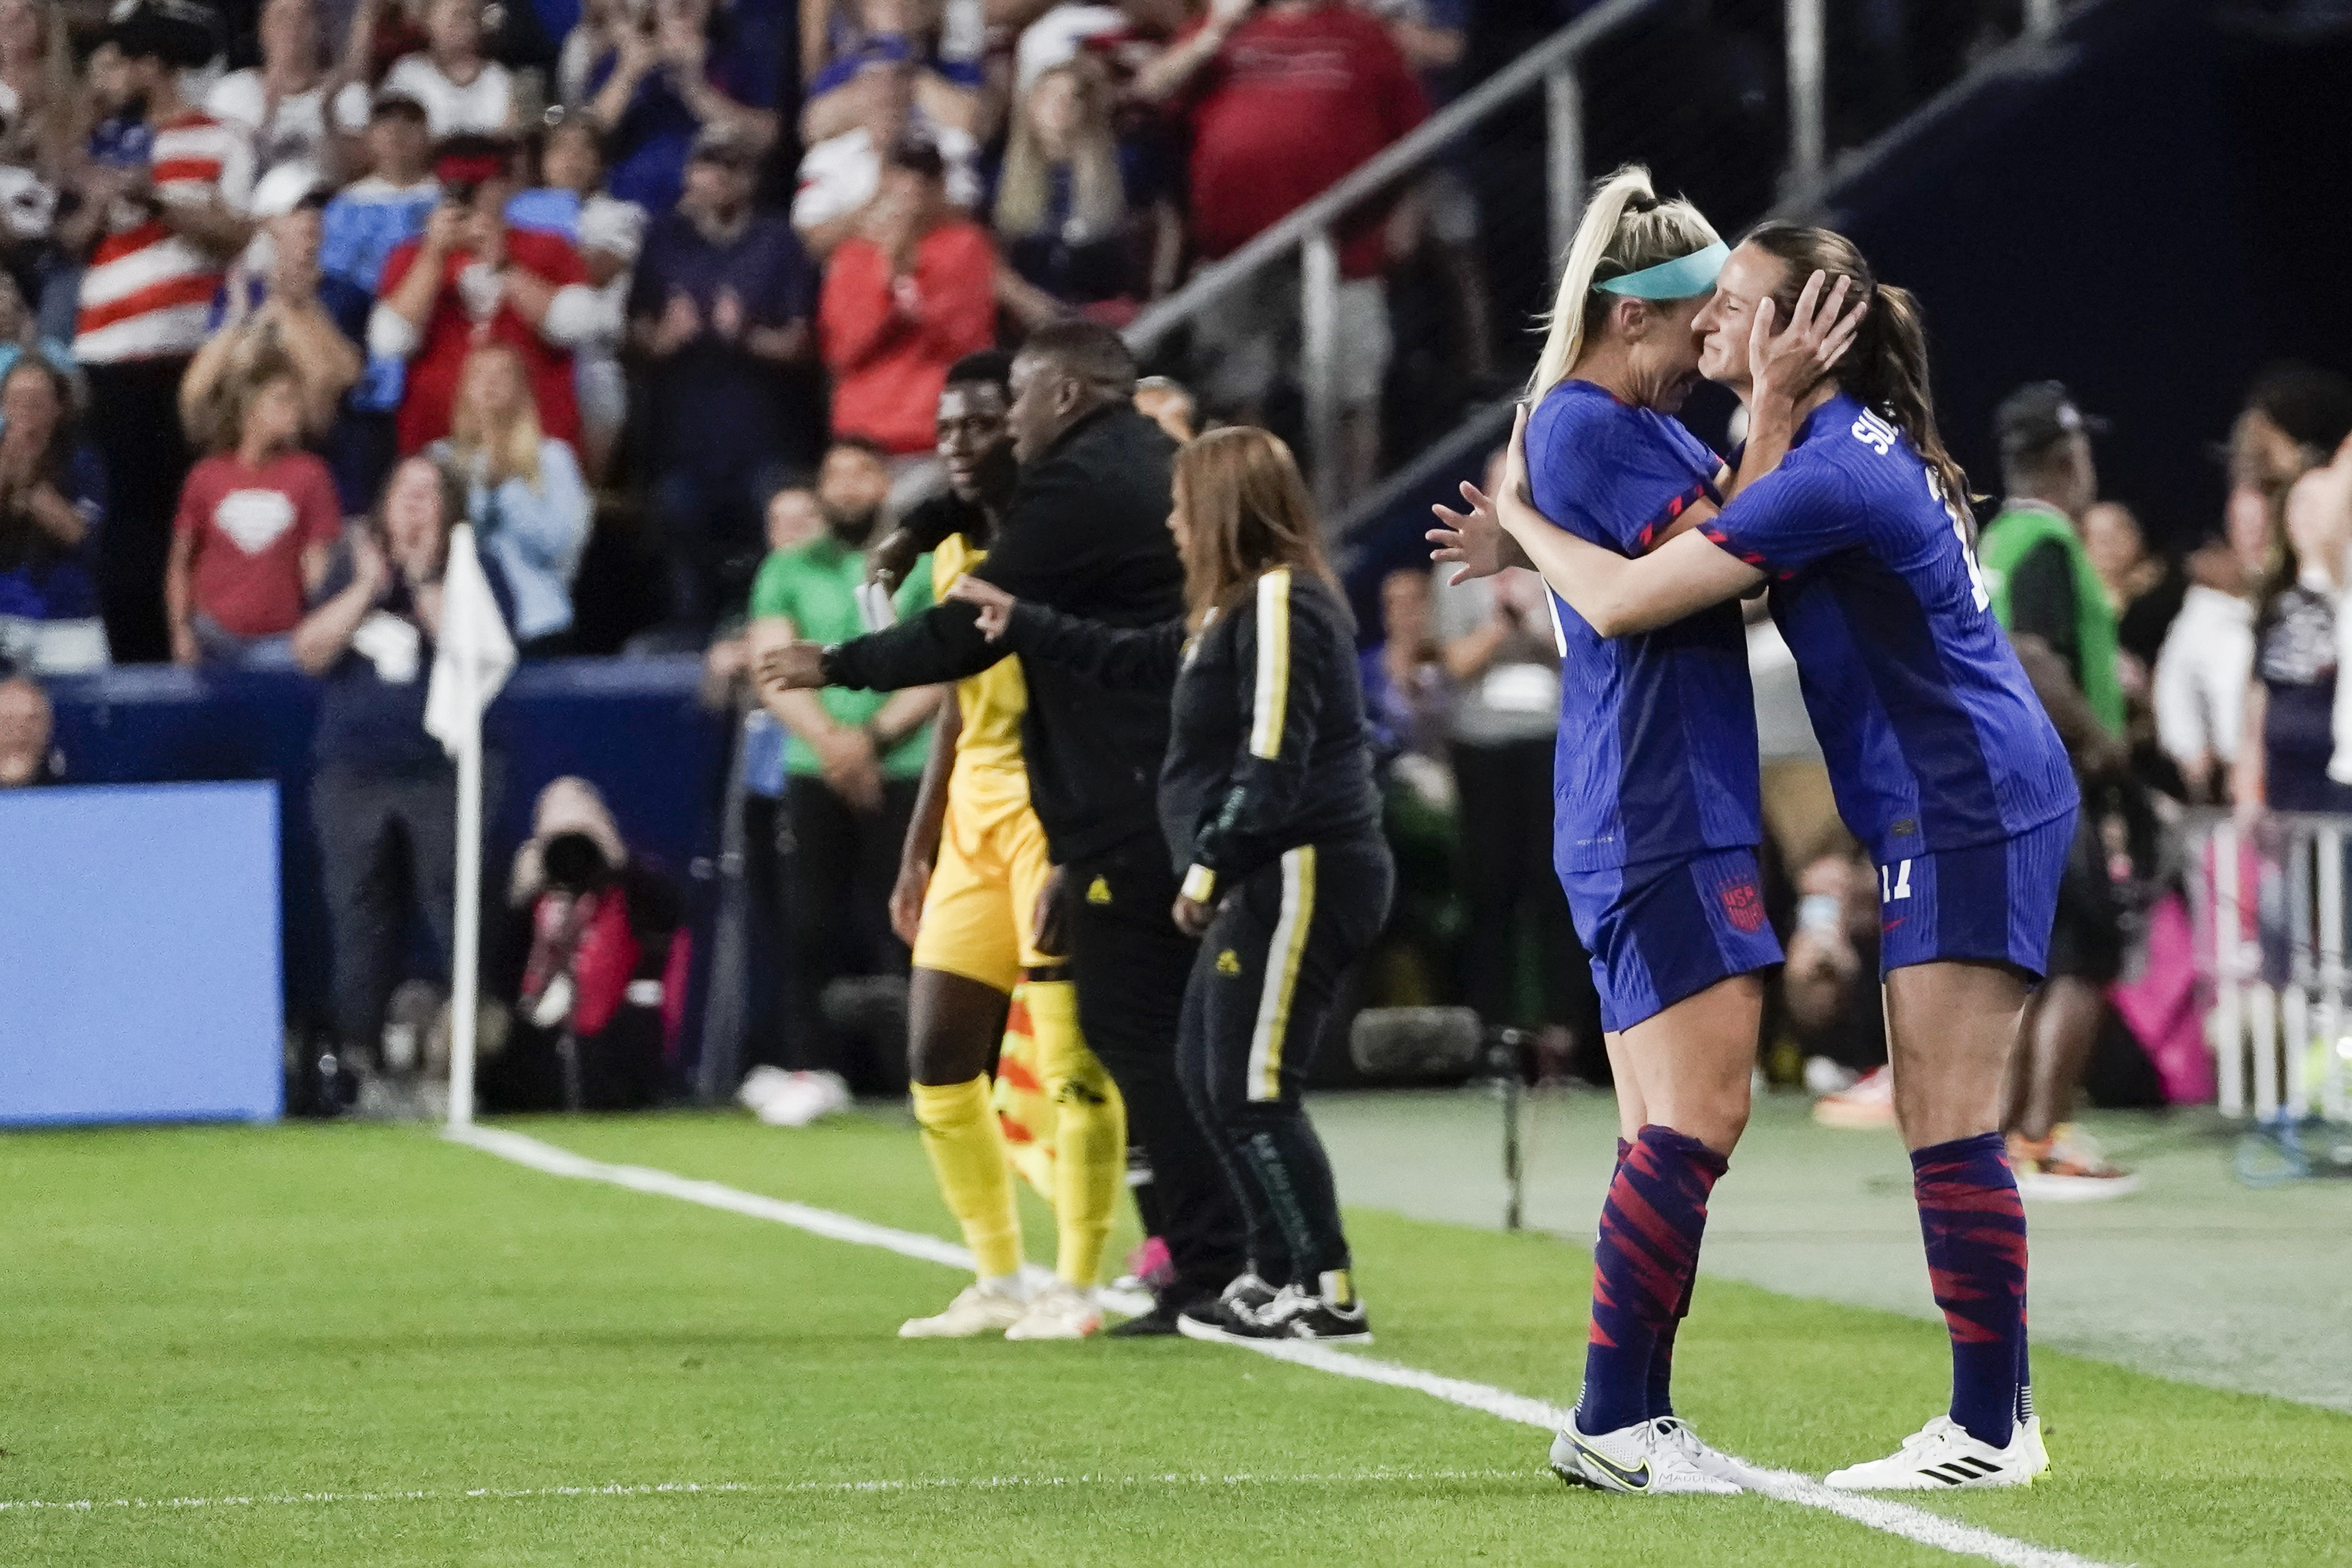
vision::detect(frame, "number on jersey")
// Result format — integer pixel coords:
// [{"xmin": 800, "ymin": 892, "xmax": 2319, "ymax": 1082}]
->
[{"xmin": 1852, "ymin": 408, "xmax": 1990, "ymax": 613}]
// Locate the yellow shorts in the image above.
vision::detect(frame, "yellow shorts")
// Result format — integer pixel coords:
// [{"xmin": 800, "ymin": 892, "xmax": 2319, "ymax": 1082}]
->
[{"xmin": 911, "ymin": 771, "xmax": 1057, "ymax": 993}]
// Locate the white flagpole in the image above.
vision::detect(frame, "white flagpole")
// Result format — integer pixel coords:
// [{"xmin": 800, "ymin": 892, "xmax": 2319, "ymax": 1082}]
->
[
  {"xmin": 426, "ymin": 523, "xmax": 514, "ymax": 1134},
  {"xmin": 448, "ymin": 681, "xmax": 483, "ymax": 1130}
]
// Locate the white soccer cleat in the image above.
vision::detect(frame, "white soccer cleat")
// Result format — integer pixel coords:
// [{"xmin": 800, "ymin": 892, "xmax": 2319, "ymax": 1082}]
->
[
  {"xmin": 1824, "ymin": 1415, "xmax": 2048, "ymax": 1490},
  {"xmin": 1652, "ymin": 1416, "xmax": 1775, "ymax": 1491},
  {"xmin": 1549, "ymin": 1418, "xmax": 1742, "ymax": 1495},
  {"xmin": 1003, "ymin": 1279, "xmax": 1104, "ymax": 1341},
  {"xmin": 897, "ymin": 1281, "xmax": 1028, "ymax": 1339},
  {"xmin": 749, "ymin": 1070, "xmax": 850, "ymax": 1127}
]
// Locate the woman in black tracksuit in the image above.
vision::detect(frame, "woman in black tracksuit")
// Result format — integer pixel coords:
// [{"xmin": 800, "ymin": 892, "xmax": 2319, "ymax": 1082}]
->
[{"xmin": 950, "ymin": 426, "xmax": 1393, "ymax": 1344}]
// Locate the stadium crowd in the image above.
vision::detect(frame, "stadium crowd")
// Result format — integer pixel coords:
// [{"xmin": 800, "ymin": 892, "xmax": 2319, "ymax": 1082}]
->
[
  {"xmin": 0, "ymin": 0, "xmax": 1456, "ymax": 679},
  {"xmin": 0, "ymin": 0, "xmax": 2336, "ymax": 1189}
]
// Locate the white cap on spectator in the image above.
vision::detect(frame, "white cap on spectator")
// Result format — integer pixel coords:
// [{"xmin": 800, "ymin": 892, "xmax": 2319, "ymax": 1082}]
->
[
  {"xmin": 250, "ymin": 161, "xmax": 327, "ymax": 219},
  {"xmin": 1014, "ymin": 4, "xmax": 1122, "ymax": 93}
]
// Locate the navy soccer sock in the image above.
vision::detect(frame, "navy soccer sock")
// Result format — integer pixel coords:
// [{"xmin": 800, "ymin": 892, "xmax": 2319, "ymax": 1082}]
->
[
  {"xmin": 1576, "ymin": 1126, "xmax": 1726, "ymax": 1437},
  {"xmin": 1610, "ymin": 1136, "xmax": 1693, "ymax": 1422},
  {"xmin": 1911, "ymin": 1132, "xmax": 2029, "ymax": 1449}
]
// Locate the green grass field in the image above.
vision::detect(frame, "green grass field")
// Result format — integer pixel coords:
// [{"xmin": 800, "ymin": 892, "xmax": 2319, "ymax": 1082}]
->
[{"xmin": 6, "ymin": 1110, "xmax": 2348, "ymax": 1567}]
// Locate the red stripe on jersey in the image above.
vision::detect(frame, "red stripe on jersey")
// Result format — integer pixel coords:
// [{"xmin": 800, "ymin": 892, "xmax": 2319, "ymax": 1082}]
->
[
  {"xmin": 76, "ymin": 271, "xmax": 220, "ymax": 334},
  {"xmin": 150, "ymin": 157, "xmax": 224, "ymax": 185},
  {"xmin": 88, "ymin": 219, "xmax": 173, "ymax": 268}
]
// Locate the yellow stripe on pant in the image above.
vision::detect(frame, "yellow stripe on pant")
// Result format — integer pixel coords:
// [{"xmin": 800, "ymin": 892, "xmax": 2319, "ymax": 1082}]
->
[{"xmin": 1246, "ymin": 845, "xmax": 1317, "ymax": 1103}]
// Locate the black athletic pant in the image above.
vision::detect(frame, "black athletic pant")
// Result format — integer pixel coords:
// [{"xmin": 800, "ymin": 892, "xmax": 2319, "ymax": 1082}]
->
[
  {"xmin": 86, "ymin": 356, "xmax": 196, "ymax": 664},
  {"xmin": 1063, "ymin": 833, "xmax": 1248, "ymax": 1300},
  {"xmin": 779, "ymin": 773, "xmax": 916, "ymax": 1095},
  {"xmin": 1176, "ymin": 834, "xmax": 1393, "ymax": 1289},
  {"xmin": 313, "ymin": 764, "xmax": 460, "ymax": 1059}
]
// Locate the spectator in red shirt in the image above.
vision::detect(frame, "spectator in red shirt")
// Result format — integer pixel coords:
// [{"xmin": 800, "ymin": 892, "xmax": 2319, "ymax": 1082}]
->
[
  {"xmin": 369, "ymin": 135, "xmax": 604, "ymax": 454},
  {"xmin": 165, "ymin": 355, "xmax": 345, "ymax": 666},
  {"xmin": 1135, "ymin": 0, "xmax": 1428, "ymax": 500},
  {"xmin": 817, "ymin": 136, "xmax": 996, "ymax": 511}
]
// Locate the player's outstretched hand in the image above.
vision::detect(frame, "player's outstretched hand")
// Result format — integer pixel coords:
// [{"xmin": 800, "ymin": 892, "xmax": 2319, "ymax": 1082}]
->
[
  {"xmin": 1420, "ymin": 409, "xmax": 1533, "ymax": 585},
  {"xmin": 945, "ymin": 572, "xmax": 1017, "ymax": 639},
  {"xmin": 759, "ymin": 640, "xmax": 828, "ymax": 690}
]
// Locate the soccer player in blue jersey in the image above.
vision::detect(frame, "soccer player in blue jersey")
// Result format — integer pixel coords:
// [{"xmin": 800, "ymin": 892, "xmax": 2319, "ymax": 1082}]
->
[
  {"xmin": 1452, "ymin": 223, "xmax": 2073, "ymax": 1492},
  {"xmin": 1436, "ymin": 166, "xmax": 1825, "ymax": 1497}
]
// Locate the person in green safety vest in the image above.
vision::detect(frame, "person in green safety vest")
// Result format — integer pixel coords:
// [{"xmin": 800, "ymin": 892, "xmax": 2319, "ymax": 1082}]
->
[
  {"xmin": 1976, "ymin": 381, "xmax": 2125, "ymax": 736},
  {"xmin": 1976, "ymin": 381, "xmax": 2138, "ymax": 1199}
]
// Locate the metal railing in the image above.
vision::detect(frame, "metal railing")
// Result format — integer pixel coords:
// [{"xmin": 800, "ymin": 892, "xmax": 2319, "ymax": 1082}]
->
[
  {"xmin": 1122, "ymin": 0, "xmax": 2075, "ymax": 520},
  {"xmin": 2187, "ymin": 812, "xmax": 2352, "ymax": 1124}
]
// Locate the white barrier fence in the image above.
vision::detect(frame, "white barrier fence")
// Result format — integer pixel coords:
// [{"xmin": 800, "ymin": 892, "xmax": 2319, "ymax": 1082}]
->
[{"xmin": 2186, "ymin": 812, "xmax": 2352, "ymax": 1123}]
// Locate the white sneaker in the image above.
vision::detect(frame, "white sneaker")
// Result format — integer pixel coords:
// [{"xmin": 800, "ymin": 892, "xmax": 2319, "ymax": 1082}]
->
[
  {"xmin": 1003, "ymin": 1278, "xmax": 1104, "ymax": 1340},
  {"xmin": 1814, "ymin": 1064, "xmax": 1898, "ymax": 1129},
  {"xmin": 1652, "ymin": 1416, "xmax": 1773, "ymax": 1490},
  {"xmin": 750, "ymin": 1070, "xmax": 850, "ymax": 1127},
  {"xmin": 735, "ymin": 1066, "xmax": 793, "ymax": 1114},
  {"xmin": 2010, "ymin": 1125, "xmax": 2140, "ymax": 1200},
  {"xmin": 2020, "ymin": 1413, "xmax": 2050, "ymax": 1474},
  {"xmin": 1824, "ymin": 1414, "xmax": 2048, "ymax": 1490},
  {"xmin": 1549, "ymin": 1418, "xmax": 1742, "ymax": 1495},
  {"xmin": 898, "ymin": 1280, "xmax": 1028, "ymax": 1339}
]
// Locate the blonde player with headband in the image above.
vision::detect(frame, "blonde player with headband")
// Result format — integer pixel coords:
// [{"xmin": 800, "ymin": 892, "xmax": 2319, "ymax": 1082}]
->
[{"xmin": 1429, "ymin": 166, "xmax": 1851, "ymax": 1494}]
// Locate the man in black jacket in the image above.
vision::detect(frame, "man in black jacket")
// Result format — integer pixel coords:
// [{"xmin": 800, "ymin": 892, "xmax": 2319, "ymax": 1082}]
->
[{"xmin": 762, "ymin": 321, "xmax": 1246, "ymax": 1330}]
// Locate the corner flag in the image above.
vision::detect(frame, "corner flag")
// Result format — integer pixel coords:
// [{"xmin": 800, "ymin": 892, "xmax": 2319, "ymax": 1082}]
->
[
  {"xmin": 425, "ymin": 524, "xmax": 514, "ymax": 1130},
  {"xmin": 425, "ymin": 524, "xmax": 516, "ymax": 755}
]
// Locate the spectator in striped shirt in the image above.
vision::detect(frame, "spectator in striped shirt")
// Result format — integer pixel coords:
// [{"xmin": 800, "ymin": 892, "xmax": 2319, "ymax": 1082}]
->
[{"xmin": 63, "ymin": 0, "xmax": 257, "ymax": 664}]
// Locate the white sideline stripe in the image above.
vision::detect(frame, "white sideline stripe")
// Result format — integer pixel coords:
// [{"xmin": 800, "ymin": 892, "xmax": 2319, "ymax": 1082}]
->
[
  {"xmin": 448, "ymin": 1127, "xmax": 2123, "ymax": 1568},
  {"xmin": 0, "ymin": 1468, "xmax": 1520, "ymax": 1514},
  {"xmin": 446, "ymin": 1125, "xmax": 1154, "ymax": 1317}
]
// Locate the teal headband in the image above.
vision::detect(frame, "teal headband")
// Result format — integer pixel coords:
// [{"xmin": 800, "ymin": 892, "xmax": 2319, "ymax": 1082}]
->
[{"xmin": 1594, "ymin": 241, "xmax": 1728, "ymax": 300}]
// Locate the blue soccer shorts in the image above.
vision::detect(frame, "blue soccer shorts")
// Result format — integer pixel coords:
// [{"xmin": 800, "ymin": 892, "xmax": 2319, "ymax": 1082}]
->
[
  {"xmin": 1559, "ymin": 846, "xmax": 1785, "ymax": 1034},
  {"xmin": 1875, "ymin": 808, "xmax": 2078, "ymax": 982}
]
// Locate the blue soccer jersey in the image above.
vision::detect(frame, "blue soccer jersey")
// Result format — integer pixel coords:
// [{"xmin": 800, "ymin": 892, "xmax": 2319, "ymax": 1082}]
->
[
  {"xmin": 1527, "ymin": 381, "xmax": 1764, "ymax": 873},
  {"xmin": 1700, "ymin": 392, "xmax": 2076, "ymax": 865}
]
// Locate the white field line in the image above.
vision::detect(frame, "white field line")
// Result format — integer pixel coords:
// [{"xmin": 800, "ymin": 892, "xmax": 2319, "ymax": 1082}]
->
[
  {"xmin": 447, "ymin": 1126, "xmax": 2124, "ymax": 1568},
  {"xmin": 1236, "ymin": 1341, "xmax": 2124, "ymax": 1568},
  {"xmin": 0, "ymin": 1468, "xmax": 1520, "ymax": 1515},
  {"xmin": 446, "ymin": 1123, "xmax": 1154, "ymax": 1316}
]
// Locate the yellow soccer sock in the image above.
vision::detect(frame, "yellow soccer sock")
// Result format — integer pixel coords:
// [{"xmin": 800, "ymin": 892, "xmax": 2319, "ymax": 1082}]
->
[
  {"xmin": 1030, "ymin": 979, "xmax": 1125, "ymax": 1288},
  {"xmin": 911, "ymin": 1077, "xmax": 1024, "ymax": 1280}
]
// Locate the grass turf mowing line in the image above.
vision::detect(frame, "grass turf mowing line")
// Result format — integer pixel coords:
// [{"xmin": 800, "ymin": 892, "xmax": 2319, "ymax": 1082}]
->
[
  {"xmin": 452, "ymin": 1122, "xmax": 2119, "ymax": 1568},
  {"xmin": 0, "ymin": 1466, "xmax": 1527, "ymax": 1513}
]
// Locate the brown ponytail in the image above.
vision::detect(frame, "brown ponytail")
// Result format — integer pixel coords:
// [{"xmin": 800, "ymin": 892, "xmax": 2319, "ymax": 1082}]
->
[{"xmin": 1742, "ymin": 223, "xmax": 1972, "ymax": 512}]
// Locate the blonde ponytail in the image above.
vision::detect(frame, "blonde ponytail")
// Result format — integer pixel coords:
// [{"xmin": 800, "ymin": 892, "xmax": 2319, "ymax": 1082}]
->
[{"xmin": 1530, "ymin": 165, "xmax": 1722, "ymax": 399}]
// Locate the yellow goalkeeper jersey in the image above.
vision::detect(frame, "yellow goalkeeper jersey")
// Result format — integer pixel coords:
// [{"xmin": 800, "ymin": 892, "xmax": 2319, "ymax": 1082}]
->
[{"xmin": 933, "ymin": 533, "xmax": 1030, "ymax": 807}]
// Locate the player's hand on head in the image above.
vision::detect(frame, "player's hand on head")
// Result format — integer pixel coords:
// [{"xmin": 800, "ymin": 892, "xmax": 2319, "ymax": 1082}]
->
[
  {"xmin": 944, "ymin": 573, "xmax": 1016, "ymax": 639},
  {"xmin": 1752, "ymin": 269, "xmax": 1859, "ymax": 407}
]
